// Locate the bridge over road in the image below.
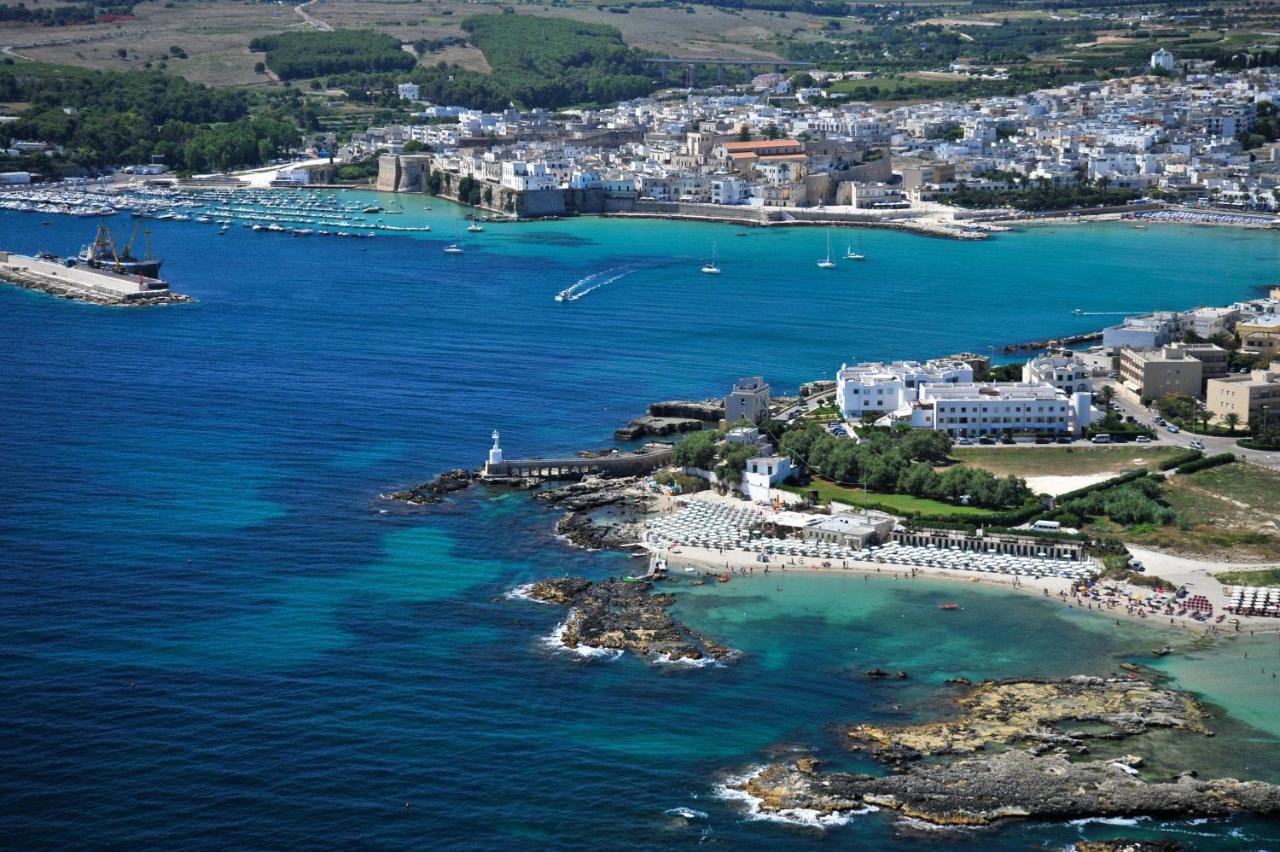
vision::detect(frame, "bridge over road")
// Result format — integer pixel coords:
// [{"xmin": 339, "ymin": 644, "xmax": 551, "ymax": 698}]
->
[{"xmin": 480, "ymin": 432, "xmax": 674, "ymax": 481}]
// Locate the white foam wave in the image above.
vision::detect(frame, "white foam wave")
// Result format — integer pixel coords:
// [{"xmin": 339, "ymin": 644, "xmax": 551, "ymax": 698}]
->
[
  {"xmin": 542, "ymin": 619, "xmax": 623, "ymax": 660},
  {"xmin": 504, "ymin": 583, "xmax": 554, "ymax": 604},
  {"xmin": 715, "ymin": 767, "xmax": 876, "ymax": 828},
  {"xmin": 896, "ymin": 816, "xmax": 979, "ymax": 833},
  {"xmin": 665, "ymin": 807, "xmax": 708, "ymax": 820},
  {"xmin": 652, "ymin": 652, "xmax": 723, "ymax": 668},
  {"xmin": 1068, "ymin": 816, "xmax": 1150, "ymax": 828}
]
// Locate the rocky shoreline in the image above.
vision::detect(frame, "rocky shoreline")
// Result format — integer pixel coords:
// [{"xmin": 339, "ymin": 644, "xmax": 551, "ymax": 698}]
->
[
  {"xmin": 521, "ymin": 576, "xmax": 737, "ymax": 663},
  {"xmin": 535, "ymin": 476, "xmax": 654, "ymax": 549}
]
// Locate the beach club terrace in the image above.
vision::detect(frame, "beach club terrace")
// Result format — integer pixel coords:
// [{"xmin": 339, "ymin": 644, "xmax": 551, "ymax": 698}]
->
[{"xmin": 643, "ymin": 500, "xmax": 1095, "ymax": 581}]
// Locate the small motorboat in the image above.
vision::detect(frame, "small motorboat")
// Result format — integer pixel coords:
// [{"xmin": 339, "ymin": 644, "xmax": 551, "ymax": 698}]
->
[
  {"xmin": 938, "ymin": 603, "xmax": 960, "ymax": 611},
  {"xmin": 443, "ymin": 243, "xmax": 464, "ymax": 254},
  {"xmin": 555, "ymin": 288, "xmax": 573, "ymax": 302},
  {"xmin": 467, "ymin": 222, "xmax": 484, "ymax": 233},
  {"xmin": 717, "ymin": 575, "xmax": 730, "ymax": 583}
]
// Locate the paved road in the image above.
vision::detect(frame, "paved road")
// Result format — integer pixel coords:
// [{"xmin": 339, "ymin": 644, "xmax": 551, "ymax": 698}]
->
[{"xmin": 1098, "ymin": 381, "xmax": 1279, "ymax": 471}]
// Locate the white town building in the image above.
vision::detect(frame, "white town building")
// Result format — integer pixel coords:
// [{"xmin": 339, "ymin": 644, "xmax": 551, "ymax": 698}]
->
[{"xmin": 741, "ymin": 455, "xmax": 794, "ymax": 503}]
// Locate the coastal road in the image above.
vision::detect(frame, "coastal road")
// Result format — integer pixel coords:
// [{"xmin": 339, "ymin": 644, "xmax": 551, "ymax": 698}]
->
[{"xmin": 1098, "ymin": 381, "xmax": 1280, "ymax": 471}]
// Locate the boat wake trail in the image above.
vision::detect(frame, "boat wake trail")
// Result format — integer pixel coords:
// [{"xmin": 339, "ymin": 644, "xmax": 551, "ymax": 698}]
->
[{"xmin": 556, "ymin": 266, "xmax": 635, "ymax": 301}]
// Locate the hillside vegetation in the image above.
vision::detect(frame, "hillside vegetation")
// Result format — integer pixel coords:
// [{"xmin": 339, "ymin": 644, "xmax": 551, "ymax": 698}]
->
[
  {"xmin": 325, "ymin": 14, "xmax": 662, "ymax": 112},
  {"xmin": 0, "ymin": 64, "xmax": 299, "ymax": 173},
  {"xmin": 250, "ymin": 30, "xmax": 416, "ymax": 80},
  {"xmin": 461, "ymin": 14, "xmax": 658, "ymax": 108}
]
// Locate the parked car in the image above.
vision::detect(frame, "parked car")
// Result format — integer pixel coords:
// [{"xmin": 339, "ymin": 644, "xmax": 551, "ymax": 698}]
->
[
  {"xmin": 978, "ymin": 436, "xmax": 996, "ymax": 445},
  {"xmin": 1167, "ymin": 424, "xmax": 1181, "ymax": 434},
  {"xmin": 956, "ymin": 437, "xmax": 974, "ymax": 446},
  {"xmin": 1034, "ymin": 437, "xmax": 1051, "ymax": 445},
  {"xmin": 1188, "ymin": 439, "xmax": 1205, "ymax": 450},
  {"xmin": 1135, "ymin": 435, "xmax": 1151, "ymax": 444},
  {"xmin": 1055, "ymin": 436, "xmax": 1072, "ymax": 444},
  {"xmin": 1091, "ymin": 434, "xmax": 1112, "ymax": 444}
]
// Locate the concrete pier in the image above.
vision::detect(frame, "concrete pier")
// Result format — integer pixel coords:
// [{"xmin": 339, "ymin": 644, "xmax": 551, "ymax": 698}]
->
[
  {"xmin": 0, "ymin": 252, "xmax": 189, "ymax": 305},
  {"xmin": 481, "ymin": 434, "xmax": 674, "ymax": 481}
]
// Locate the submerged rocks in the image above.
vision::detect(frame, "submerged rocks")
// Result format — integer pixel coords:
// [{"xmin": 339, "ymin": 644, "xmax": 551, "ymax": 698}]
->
[
  {"xmin": 387, "ymin": 468, "xmax": 476, "ymax": 504},
  {"xmin": 847, "ymin": 677, "xmax": 1207, "ymax": 763},
  {"xmin": 730, "ymin": 750, "xmax": 1280, "ymax": 827},
  {"xmin": 520, "ymin": 577, "xmax": 736, "ymax": 663}
]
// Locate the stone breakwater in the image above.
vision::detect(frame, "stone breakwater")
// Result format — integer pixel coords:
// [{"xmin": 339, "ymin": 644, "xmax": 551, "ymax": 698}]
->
[
  {"xmin": 522, "ymin": 577, "xmax": 737, "ymax": 663},
  {"xmin": 730, "ymin": 750, "xmax": 1280, "ymax": 827},
  {"xmin": 847, "ymin": 676, "xmax": 1207, "ymax": 764},
  {"xmin": 1000, "ymin": 330, "xmax": 1103, "ymax": 354}
]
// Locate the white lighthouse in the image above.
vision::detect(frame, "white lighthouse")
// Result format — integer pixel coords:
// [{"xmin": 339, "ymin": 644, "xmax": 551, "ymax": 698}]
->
[{"xmin": 487, "ymin": 430, "xmax": 503, "ymax": 467}]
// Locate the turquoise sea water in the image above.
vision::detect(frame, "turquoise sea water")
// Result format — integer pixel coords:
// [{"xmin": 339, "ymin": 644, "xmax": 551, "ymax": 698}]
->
[{"xmin": 2, "ymin": 196, "xmax": 1279, "ymax": 848}]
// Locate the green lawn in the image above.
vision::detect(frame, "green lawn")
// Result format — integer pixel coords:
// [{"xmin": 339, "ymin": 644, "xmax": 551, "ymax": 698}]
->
[
  {"xmin": 1213, "ymin": 568, "xmax": 1280, "ymax": 587},
  {"xmin": 780, "ymin": 480, "xmax": 997, "ymax": 519},
  {"xmin": 950, "ymin": 445, "xmax": 1185, "ymax": 478}
]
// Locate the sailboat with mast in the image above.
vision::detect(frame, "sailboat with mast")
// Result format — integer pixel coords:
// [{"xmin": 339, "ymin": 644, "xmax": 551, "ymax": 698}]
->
[
  {"xmin": 700, "ymin": 240, "xmax": 721, "ymax": 275},
  {"xmin": 844, "ymin": 233, "xmax": 866, "ymax": 260},
  {"xmin": 817, "ymin": 229, "xmax": 836, "ymax": 269}
]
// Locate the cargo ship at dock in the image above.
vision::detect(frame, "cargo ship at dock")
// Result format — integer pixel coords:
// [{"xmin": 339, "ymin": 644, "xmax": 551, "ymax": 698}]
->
[{"xmin": 77, "ymin": 224, "xmax": 163, "ymax": 279}]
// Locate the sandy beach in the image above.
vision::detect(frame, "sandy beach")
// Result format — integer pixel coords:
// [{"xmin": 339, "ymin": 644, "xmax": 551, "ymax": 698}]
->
[{"xmin": 644, "ymin": 538, "xmax": 1280, "ymax": 638}]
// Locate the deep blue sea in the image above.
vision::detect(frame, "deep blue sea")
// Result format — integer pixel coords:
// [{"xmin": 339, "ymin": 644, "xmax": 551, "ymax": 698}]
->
[{"xmin": 3, "ymin": 196, "xmax": 1279, "ymax": 848}]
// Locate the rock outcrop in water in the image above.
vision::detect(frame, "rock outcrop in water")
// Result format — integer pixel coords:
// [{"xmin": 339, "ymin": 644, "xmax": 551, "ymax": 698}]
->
[
  {"xmin": 847, "ymin": 676, "xmax": 1207, "ymax": 764},
  {"xmin": 522, "ymin": 577, "xmax": 736, "ymax": 662},
  {"xmin": 387, "ymin": 468, "xmax": 476, "ymax": 504},
  {"xmin": 730, "ymin": 750, "xmax": 1280, "ymax": 827}
]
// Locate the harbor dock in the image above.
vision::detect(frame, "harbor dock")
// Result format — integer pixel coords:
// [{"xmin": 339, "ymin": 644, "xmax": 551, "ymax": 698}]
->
[{"xmin": 0, "ymin": 252, "xmax": 190, "ymax": 305}]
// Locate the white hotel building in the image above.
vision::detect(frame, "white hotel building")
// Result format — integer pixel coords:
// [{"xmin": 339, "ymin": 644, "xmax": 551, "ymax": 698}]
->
[
  {"xmin": 894, "ymin": 383, "xmax": 1092, "ymax": 438},
  {"xmin": 835, "ymin": 359, "xmax": 973, "ymax": 418}
]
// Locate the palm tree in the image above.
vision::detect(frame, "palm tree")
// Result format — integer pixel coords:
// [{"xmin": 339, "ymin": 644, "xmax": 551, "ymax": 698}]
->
[{"xmin": 1224, "ymin": 412, "xmax": 1241, "ymax": 434}]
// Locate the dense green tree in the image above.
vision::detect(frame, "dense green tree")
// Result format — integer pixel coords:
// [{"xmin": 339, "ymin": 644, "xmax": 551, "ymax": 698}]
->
[
  {"xmin": 250, "ymin": 30, "xmax": 416, "ymax": 81},
  {"xmin": 673, "ymin": 430, "xmax": 719, "ymax": 470}
]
